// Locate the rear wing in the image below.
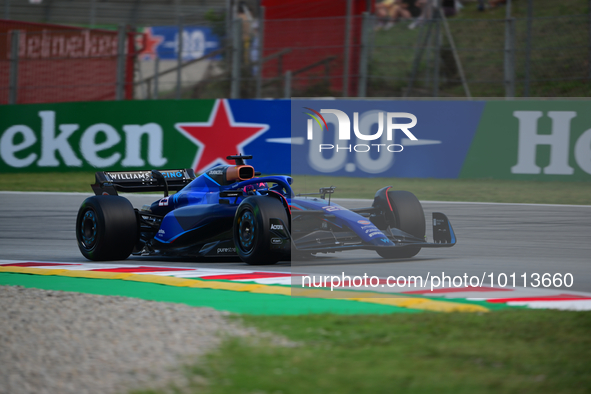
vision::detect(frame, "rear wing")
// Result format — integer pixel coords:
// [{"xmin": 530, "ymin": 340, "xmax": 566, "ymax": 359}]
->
[{"xmin": 91, "ymin": 169, "xmax": 196, "ymax": 196}]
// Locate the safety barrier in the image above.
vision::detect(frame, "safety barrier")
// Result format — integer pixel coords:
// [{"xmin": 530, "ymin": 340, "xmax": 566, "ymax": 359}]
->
[{"xmin": 1, "ymin": 99, "xmax": 589, "ymax": 181}]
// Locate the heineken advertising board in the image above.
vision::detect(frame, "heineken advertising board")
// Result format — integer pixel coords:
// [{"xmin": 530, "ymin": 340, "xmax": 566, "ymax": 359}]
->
[
  {"xmin": 461, "ymin": 101, "xmax": 591, "ymax": 181},
  {"xmin": 1, "ymin": 99, "xmax": 590, "ymax": 181},
  {"xmin": 0, "ymin": 99, "xmax": 291, "ymax": 175}
]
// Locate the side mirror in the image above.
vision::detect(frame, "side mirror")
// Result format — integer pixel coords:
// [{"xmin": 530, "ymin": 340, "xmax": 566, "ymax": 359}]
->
[{"xmin": 151, "ymin": 170, "xmax": 169, "ymax": 197}]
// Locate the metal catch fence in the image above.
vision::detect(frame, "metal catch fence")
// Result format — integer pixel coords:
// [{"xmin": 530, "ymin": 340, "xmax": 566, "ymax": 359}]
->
[{"xmin": 2, "ymin": 6, "xmax": 590, "ymax": 102}]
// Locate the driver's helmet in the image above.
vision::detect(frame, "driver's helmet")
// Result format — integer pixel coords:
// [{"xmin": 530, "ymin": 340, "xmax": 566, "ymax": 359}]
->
[{"xmin": 243, "ymin": 182, "xmax": 268, "ymax": 195}]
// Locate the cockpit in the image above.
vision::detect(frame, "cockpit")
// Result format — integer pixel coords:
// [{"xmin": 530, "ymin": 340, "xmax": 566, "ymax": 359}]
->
[{"xmin": 148, "ymin": 154, "xmax": 292, "ymax": 216}]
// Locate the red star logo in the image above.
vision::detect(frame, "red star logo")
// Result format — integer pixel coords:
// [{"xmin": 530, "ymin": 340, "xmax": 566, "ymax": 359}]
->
[
  {"xmin": 138, "ymin": 27, "xmax": 164, "ymax": 60},
  {"xmin": 175, "ymin": 100, "xmax": 269, "ymax": 173}
]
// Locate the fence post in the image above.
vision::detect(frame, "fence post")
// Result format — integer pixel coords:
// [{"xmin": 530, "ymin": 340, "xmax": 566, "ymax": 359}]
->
[
  {"xmin": 440, "ymin": 4, "xmax": 471, "ymax": 98},
  {"xmin": 432, "ymin": 17, "xmax": 441, "ymax": 97},
  {"xmin": 154, "ymin": 56, "xmax": 159, "ymax": 99},
  {"xmin": 90, "ymin": 0, "xmax": 96, "ymax": 27},
  {"xmin": 504, "ymin": 0, "xmax": 515, "ymax": 98},
  {"xmin": 357, "ymin": 12, "xmax": 370, "ymax": 98},
  {"xmin": 405, "ymin": 21, "xmax": 433, "ymax": 97},
  {"xmin": 231, "ymin": 18, "xmax": 242, "ymax": 99},
  {"xmin": 225, "ymin": 0, "xmax": 232, "ymax": 53},
  {"xmin": 504, "ymin": 18, "xmax": 516, "ymax": 97},
  {"xmin": 174, "ymin": 0, "xmax": 181, "ymax": 26},
  {"xmin": 176, "ymin": 20, "xmax": 183, "ymax": 100},
  {"xmin": 8, "ymin": 30, "xmax": 19, "ymax": 105},
  {"xmin": 284, "ymin": 70, "xmax": 292, "ymax": 98},
  {"xmin": 116, "ymin": 25, "xmax": 126, "ymax": 101},
  {"xmin": 524, "ymin": 0, "xmax": 532, "ymax": 96},
  {"xmin": 343, "ymin": 0, "xmax": 353, "ymax": 97},
  {"xmin": 255, "ymin": 7, "xmax": 265, "ymax": 98}
]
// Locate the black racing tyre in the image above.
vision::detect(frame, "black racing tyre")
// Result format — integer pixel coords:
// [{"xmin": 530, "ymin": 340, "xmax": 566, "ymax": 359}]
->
[
  {"xmin": 233, "ymin": 196, "xmax": 289, "ymax": 265},
  {"xmin": 76, "ymin": 195, "xmax": 138, "ymax": 261},
  {"xmin": 377, "ymin": 190, "xmax": 425, "ymax": 259}
]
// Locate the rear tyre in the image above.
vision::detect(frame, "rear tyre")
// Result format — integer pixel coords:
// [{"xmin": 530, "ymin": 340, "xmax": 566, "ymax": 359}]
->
[
  {"xmin": 233, "ymin": 196, "xmax": 289, "ymax": 265},
  {"xmin": 76, "ymin": 196, "xmax": 138, "ymax": 261},
  {"xmin": 376, "ymin": 190, "xmax": 425, "ymax": 259}
]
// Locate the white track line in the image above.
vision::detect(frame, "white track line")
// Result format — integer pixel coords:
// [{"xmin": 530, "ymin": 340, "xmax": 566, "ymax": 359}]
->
[
  {"xmin": 1, "ymin": 192, "xmax": 589, "ymax": 208},
  {"xmin": 0, "ymin": 191, "xmax": 160, "ymax": 197}
]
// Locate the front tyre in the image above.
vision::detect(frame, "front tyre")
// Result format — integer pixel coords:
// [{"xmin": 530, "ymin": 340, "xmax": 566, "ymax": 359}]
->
[
  {"xmin": 76, "ymin": 196, "xmax": 138, "ymax": 261},
  {"xmin": 233, "ymin": 196, "xmax": 289, "ymax": 265},
  {"xmin": 376, "ymin": 190, "xmax": 425, "ymax": 259}
]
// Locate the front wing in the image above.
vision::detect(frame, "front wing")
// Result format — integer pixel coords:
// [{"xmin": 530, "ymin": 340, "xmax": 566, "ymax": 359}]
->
[{"xmin": 289, "ymin": 212, "xmax": 456, "ymax": 253}]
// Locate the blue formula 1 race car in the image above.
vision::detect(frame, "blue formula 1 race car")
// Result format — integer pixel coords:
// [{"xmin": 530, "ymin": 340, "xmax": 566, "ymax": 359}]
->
[{"xmin": 76, "ymin": 155, "xmax": 456, "ymax": 265}]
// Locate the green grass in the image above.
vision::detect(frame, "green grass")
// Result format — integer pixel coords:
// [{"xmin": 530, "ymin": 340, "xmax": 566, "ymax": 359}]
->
[
  {"xmin": 292, "ymin": 175, "xmax": 591, "ymax": 205},
  {"xmin": 1, "ymin": 172, "xmax": 589, "ymax": 205},
  {"xmin": 0, "ymin": 172, "xmax": 100, "ymax": 193},
  {"xmin": 135, "ymin": 310, "xmax": 591, "ymax": 394}
]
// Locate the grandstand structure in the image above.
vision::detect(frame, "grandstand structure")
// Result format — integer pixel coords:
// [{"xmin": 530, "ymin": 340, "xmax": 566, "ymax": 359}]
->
[{"xmin": 2, "ymin": 0, "xmax": 226, "ymax": 26}]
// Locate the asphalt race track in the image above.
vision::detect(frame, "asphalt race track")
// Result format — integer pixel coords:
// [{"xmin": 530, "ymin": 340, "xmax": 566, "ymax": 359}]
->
[{"xmin": 1, "ymin": 191, "xmax": 590, "ymax": 292}]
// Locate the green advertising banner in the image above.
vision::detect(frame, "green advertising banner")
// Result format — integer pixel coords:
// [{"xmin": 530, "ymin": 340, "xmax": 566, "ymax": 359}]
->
[
  {"xmin": 461, "ymin": 101, "xmax": 591, "ymax": 181},
  {"xmin": 0, "ymin": 100, "xmax": 214, "ymax": 173},
  {"xmin": 0, "ymin": 99, "xmax": 292, "ymax": 175}
]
